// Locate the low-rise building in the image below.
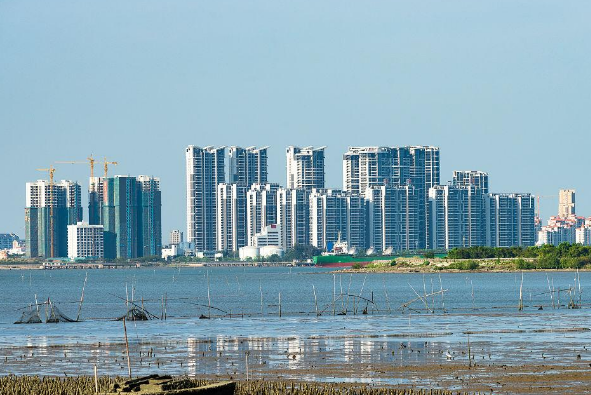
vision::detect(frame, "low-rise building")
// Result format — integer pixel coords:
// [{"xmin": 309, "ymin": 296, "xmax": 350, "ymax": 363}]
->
[{"xmin": 67, "ymin": 222, "xmax": 104, "ymax": 259}]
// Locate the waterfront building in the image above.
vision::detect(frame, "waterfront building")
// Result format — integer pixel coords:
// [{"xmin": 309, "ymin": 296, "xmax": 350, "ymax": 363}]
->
[
  {"xmin": 67, "ymin": 221, "xmax": 104, "ymax": 259},
  {"xmin": 88, "ymin": 177, "xmax": 104, "ymax": 225},
  {"xmin": 366, "ymin": 185, "xmax": 418, "ymax": 253},
  {"xmin": 343, "ymin": 146, "xmax": 439, "ymax": 249},
  {"xmin": 486, "ymin": 193, "xmax": 536, "ymax": 247},
  {"xmin": 558, "ymin": 189, "xmax": 576, "ymax": 218},
  {"xmin": 170, "ymin": 230, "xmax": 183, "ymax": 245},
  {"xmin": 576, "ymin": 224, "xmax": 591, "ymax": 246},
  {"xmin": 342, "ymin": 147, "xmax": 394, "ymax": 196},
  {"xmin": 228, "ymin": 146, "xmax": 268, "ymax": 187},
  {"xmin": 309, "ymin": 189, "xmax": 366, "ymax": 251},
  {"xmin": 100, "ymin": 175, "xmax": 161, "ymax": 259},
  {"xmin": 102, "ymin": 176, "xmax": 139, "ymax": 259},
  {"xmin": 186, "ymin": 146, "xmax": 225, "ymax": 252},
  {"xmin": 137, "ymin": 176, "xmax": 162, "ymax": 257},
  {"xmin": 0, "ymin": 233, "xmax": 19, "ymax": 250},
  {"xmin": 252, "ymin": 224, "xmax": 282, "ymax": 247},
  {"xmin": 429, "ymin": 184, "xmax": 486, "ymax": 250},
  {"xmin": 246, "ymin": 183, "xmax": 279, "ymax": 246},
  {"xmin": 216, "ymin": 183, "xmax": 248, "ymax": 252},
  {"xmin": 286, "ymin": 146, "xmax": 325, "ymax": 190},
  {"xmin": 452, "ymin": 171, "xmax": 489, "ymax": 193},
  {"xmin": 25, "ymin": 180, "xmax": 82, "ymax": 258},
  {"xmin": 277, "ymin": 188, "xmax": 310, "ymax": 249}
]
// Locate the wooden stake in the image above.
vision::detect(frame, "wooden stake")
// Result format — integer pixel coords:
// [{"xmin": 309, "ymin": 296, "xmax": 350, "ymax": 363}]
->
[
  {"xmin": 123, "ymin": 318, "xmax": 132, "ymax": 379},
  {"xmin": 313, "ymin": 285, "xmax": 319, "ymax": 317},
  {"xmin": 94, "ymin": 364, "xmax": 98, "ymax": 393},
  {"xmin": 518, "ymin": 271, "xmax": 524, "ymax": 311},
  {"xmin": 278, "ymin": 292, "xmax": 282, "ymax": 318}
]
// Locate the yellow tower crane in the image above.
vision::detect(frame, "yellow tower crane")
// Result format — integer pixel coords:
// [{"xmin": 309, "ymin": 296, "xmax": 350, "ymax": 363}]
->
[
  {"xmin": 56, "ymin": 155, "xmax": 97, "ymax": 178},
  {"xmin": 102, "ymin": 157, "xmax": 118, "ymax": 178},
  {"xmin": 36, "ymin": 166, "xmax": 56, "ymax": 258}
]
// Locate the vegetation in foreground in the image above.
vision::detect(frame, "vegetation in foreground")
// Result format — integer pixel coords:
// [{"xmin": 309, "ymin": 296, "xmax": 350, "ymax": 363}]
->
[{"xmin": 0, "ymin": 376, "xmax": 471, "ymax": 395}]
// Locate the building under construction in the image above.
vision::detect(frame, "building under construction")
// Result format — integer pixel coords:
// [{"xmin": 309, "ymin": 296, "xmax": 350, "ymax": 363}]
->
[
  {"xmin": 102, "ymin": 175, "xmax": 162, "ymax": 259},
  {"xmin": 25, "ymin": 180, "xmax": 83, "ymax": 258}
]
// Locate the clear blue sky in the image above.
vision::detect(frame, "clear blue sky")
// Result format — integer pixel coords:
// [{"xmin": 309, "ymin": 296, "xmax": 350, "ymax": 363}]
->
[{"xmin": 1, "ymin": 1, "xmax": 590, "ymax": 238}]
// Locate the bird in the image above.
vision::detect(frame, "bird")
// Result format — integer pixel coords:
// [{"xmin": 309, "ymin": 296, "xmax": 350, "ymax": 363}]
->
[{"xmin": 445, "ymin": 351, "xmax": 454, "ymax": 360}]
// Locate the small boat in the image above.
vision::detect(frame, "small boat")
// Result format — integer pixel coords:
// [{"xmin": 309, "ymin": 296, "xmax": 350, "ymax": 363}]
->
[{"xmin": 108, "ymin": 375, "xmax": 235, "ymax": 395}]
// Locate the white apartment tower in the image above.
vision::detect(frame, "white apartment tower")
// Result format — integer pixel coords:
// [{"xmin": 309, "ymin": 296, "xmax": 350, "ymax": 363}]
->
[
  {"xmin": 366, "ymin": 185, "xmax": 419, "ymax": 252},
  {"xmin": 558, "ymin": 189, "xmax": 575, "ymax": 218},
  {"xmin": 67, "ymin": 221, "xmax": 104, "ymax": 259},
  {"xmin": 228, "ymin": 146, "xmax": 268, "ymax": 187},
  {"xmin": 277, "ymin": 188, "xmax": 310, "ymax": 249},
  {"xmin": 186, "ymin": 146, "xmax": 225, "ymax": 252},
  {"xmin": 216, "ymin": 183, "xmax": 248, "ymax": 252},
  {"xmin": 246, "ymin": 183, "xmax": 279, "ymax": 246},
  {"xmin": 429, "ymin": 184, "xmax": 486, "ymax": 250},
  {"xmin": 286, "ymin": 146, "xmax": 325, "ymax": 190},
  {"xmin": 452, "ymin": 171, "xmax": 489, "ymax": 193},
  {"xmin": 170, "ymin": 230, "xmax": 183, "ymax": 245}
]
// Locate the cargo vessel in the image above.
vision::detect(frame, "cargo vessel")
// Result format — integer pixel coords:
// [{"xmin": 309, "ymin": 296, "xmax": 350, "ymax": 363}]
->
[{"xmin": 312, "ymin": 233, "xmax": 394, "ymax": 268}]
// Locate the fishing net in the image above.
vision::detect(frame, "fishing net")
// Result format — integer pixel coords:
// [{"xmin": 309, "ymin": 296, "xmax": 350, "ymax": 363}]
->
[
  {"xmin": 117, "ymin": 307, "xmax": 149, "ymax": 321},
  {"xmin": 14, "ymin": 306, "xmax": 42, "ymax": 324},
  {"xmin": 46, "ymin": 302, "xmax": 76, "ymax": 323}
]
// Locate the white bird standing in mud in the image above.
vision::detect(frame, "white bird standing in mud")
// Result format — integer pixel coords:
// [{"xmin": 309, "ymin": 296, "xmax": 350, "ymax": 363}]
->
[{"xmin": 445, "ymin": 351, "xmax": 454, "ymax": 360}]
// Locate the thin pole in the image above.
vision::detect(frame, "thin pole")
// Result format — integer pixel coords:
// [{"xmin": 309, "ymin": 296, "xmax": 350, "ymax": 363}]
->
[
  {"xmin": 259, "ymin": 280, "xmax": 264, "ymax": 316},
  {"xmin": 278, "ymin": 292, "xmax": 282, "ymax": 318},
  {"xmin": 333, "ymin": 274, "xmax": 336, "ymax": 316},
  {"xmin": 123, "ymin": 318, "xmax": 132, "ymax": 378},
  {"xmin": 77, "ymin": 272, "xmax": 88, "ymax": 322},
  {"xmin": 94, "ymin": 364, "xmax": 99, "ymax": 393},
  {"xmin": 207, "ymin": 271, "xmax": 211, "ymax": 318},
  {"xmin": 313, "ymin": 284, "xmax": 319, "ymax": 317}
]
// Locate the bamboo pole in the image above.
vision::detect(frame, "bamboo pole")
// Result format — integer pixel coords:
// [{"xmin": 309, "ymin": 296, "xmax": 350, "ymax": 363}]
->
[
  {"xmin": 122, "ymin": 318, "xmax": 131, "ymax": 379},
  {"xmin": 93, "ymin": 364, "xmax": 98, "ymax": 393},
  {"xmin": 313, "ymin": 285, "xmax": 319, "ymax": 317},
  {"xmin": 518, "ymin": 272, "xmax": 524, "ymax": 311}
]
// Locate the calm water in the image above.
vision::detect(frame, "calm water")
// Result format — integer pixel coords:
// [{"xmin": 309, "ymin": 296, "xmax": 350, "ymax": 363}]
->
[{"xmin": 0, "ymin": 267, "xmax": 590, "ymax": 380}]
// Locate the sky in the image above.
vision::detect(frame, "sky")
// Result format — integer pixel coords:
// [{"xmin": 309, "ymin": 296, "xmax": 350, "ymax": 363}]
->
[{"xmin": 1, "ymin": 1, "xmax": 590, "ymax": 239}]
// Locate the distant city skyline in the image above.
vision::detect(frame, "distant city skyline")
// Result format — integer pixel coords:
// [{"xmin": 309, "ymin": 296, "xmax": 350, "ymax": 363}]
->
[{"xmin": 2, "ymin": 1, "xmax": 591, "ymax": 237}]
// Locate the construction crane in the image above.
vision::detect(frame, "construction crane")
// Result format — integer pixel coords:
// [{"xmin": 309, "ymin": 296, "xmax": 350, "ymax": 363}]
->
[
  {"xmin": 103, "ymin": 157, "xmax": 118, "ymax": 178},
  {"xmin": 56, "ymin": 155, "xmax": 97, "ymax": 178},
  {"xmin": 36, "ymin": 166, "xmax": 56, "ymax": 258}
]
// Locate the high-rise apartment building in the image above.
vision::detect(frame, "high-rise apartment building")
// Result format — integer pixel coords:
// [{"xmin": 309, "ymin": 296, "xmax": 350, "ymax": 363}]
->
[
  {"xmin": 67, "ymin": 221, "xmax": 104, "ymax": 259},
  {"xmin": 309, "ymin": 189, "xmax": 348, "ymax": 250},
  {"xmin": 486, "ymin": 193, "xmax": 535, "ymax": 247},
  {"xmin": 186, "ymin": 146, "xmax": 225, "ymax": 252},
  {"xmin": 101, "ymin": 175, "xmax": 162, "ymax": 259},
  {"xmin": 137, "ymin": 176, "xmax": 162, "ymax": 257},
  {"xmin": 277, "ymin": 188, "xmax": 310, "ymax": 249},
  {"xmin": 216, "ymin": 183, "xmax": 248, "ymax": 252},
  {"xmin": 343, "ymin": 147, "xmax": 394, "ymax": 196},
  {"xmin": 246, "ymin": 183, "xmax": 279, "ymax": 246},
  {"xmin": 558, "ymin": 189, "xmax": 575, "ymax": 218},
  {"xmin": 25, "ymin": 180, "xmax": 82, "ymax": 258},
  {"xmin": 452, "ymin": 171, "xmax": 489, "ymax": 193},
  {"xmin": 88, "ymin": 177, "xmax": 104, "ymax": 225},
  {"xmin": 429, "ymin": 184, "xmax": 486, "ymax": 250},
  {"xmin": 228, "ymin": 146, "xmax": 268, "ymax": 187},
  {"xmin": 286, "ymin": 146, "xmax": 325, "ymax": 190},
  {"xmin": 343, "ymin": 146, "xmax": 440, "ymax": 249},
  {"xmin": 102, "ymin": 176, "xmax": 139, "ymax": 259},
  {"xmin": 366, "ymin": 185, "xmax": 418, "ymax": 252},
  {"xmin": 309, "ymin": 189, "xmax": 366, "ymax": 251},
  {"xmin": 170, "ymin": 230, "xmax": 183, "ymax": 245}
]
